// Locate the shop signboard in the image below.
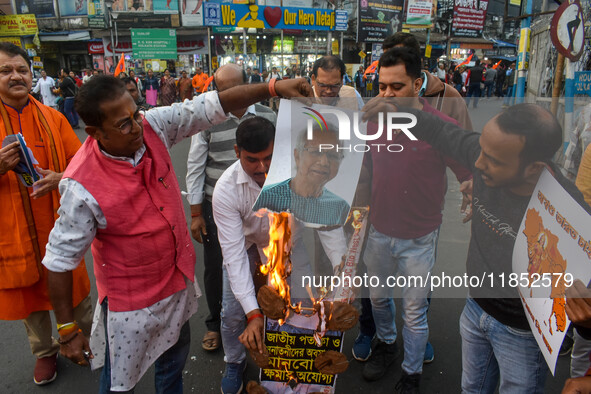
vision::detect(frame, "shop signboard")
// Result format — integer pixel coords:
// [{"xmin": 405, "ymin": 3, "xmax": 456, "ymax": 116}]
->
[
  {"xmin": 154, "ymin": 0, "xmax": 178, "ymax": 14},
  {"xmin": 182, "ymin": 0, "xmax": 205, "ymax": 27},
  {"xmin": 16, "ymin": 0, "xmax": 55, "ymax": 18},
  {"xmin": 102, "ymin": 37, "xmax": 133, "ymax": 57},
  {"xmin": 113, "ymin": 14, "xmax": 180, "ymax": 28},
  {"xmin": 131, "ymin": 29, "xmax": 177, "ymax": 60},
  {"xmin": 451, "ymin": 0, "xmax": 489, "ymax": 38},
  {"xmin": 0, "ymin": 37, "xmax": 22, "ymax": 47},
  {"xmin": 0, "ymin": 15, "xmax": 38, "ymax": 37},
  {"xmin": 87, "ymin": 0, "xmax": 106, "ymax": 28},
  {"xmin": 335, "ymin": 10, "xmax": 348, "ymax": 31},
  {"xmin": 295, "ymin": 40, "xmax": 322, "ymax": 53},
  {"xmin": 358, "ymin": 0, "xmax": 404, "ymax": 43},
  {"xmin": 405, "ymin": 0, "xmax": 433, "ymax": 26},
  {"xmin": 204, "ymin": 2, "xmax": 221, "ymax": 26},
  {"xmin": 574, "ymin": 72, "xmax": 591, "ymax": 97},
  {"xmin": 205, "ymin": 3, "xmax": 339, "ymax": 31},
  {"xmin": 58, "ymin": 0, "xmax": 87, "ymax": 16}
]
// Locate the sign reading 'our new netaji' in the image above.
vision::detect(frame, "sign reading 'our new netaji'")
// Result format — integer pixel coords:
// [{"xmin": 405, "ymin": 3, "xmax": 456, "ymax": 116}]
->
[{"xmin": 131, "ymin": 29, "xmax": 177, "ymax": 59}]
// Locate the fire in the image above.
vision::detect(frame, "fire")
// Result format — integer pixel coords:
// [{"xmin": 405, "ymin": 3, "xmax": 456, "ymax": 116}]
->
[{"xmin": 261, "ymin": 212, "xmax": 292, "ymax": 322}]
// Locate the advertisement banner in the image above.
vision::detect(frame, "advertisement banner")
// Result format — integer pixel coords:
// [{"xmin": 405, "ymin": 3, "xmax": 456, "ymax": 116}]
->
[
  {"xmin": 451, "ymin": 0, "xmax": 489, "ymax": 38},
  {"xmin": 88, "ymin": 0, "xmax": 106, "ymax": 28},
  {"xmin": 131, "ymin": 29, "xmax": 178, "ymax": 60},
  {"xmin": 214, "ymin": 36, "xmax": 257, "ymax": 55},
  {"xmin": 102, "ymin": 36, "xmax": 133, "ymax": 57},
  {"xmin": 126, "ymin": 0, "xmax": 153, "ymax": 11},
  {"xmin": 204, "ymin": 3, "xmax": 338, "ymax": 31},
  {"xmin": 154, "ymin": 0, "xmax": 177, "ymax": 13},
  {"xmin": 181, "ymin": 0, "xmax": 205, "ymax": 27},
  {"xmin": 0, "ymin": 15, "xmax": 38, "ymax": 37},
  {"xmin": 16, "ymin": 0, "xmax": 55, "ymax": 17},
  {"xmin": 58, "ymin": 0, "xmax": 87, "ymax": 16},
  {"xmin": 111, "ymin": 0, "xmax": 127, "ymax": 11},
  {"xmin": 358, "ymin": 0, "xmax": 404, "ymax": 43},
  {"xmin": 405, "ymin": 0, "xmax": 433, "ymax": 25}
]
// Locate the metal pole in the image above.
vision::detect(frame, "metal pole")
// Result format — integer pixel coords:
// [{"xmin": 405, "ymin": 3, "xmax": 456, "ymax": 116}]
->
[
  {"xmin": 340, "ymin": 31, "xmax": 343, "ymax": 58},
  {"xmin": 243, "ymin": 30, "xmax": 247, "ymax": 67},
  {"xmin": 281, "ymin": 29, "xmax": 284, "ymax": 75},
  {"xmin": 207, "ymin": 27, "xmax": 212, "ymax": 75},
  {"xmin": 564, "ymin": 58, "xmax": 575, "ymax": 142},
  {"xmin": 515, "ymin": 0, "xmax": 532, "ymax": 103},
  {"xmin": 327, "ymin": 31, "xmax": 332, "ymax": 55}
]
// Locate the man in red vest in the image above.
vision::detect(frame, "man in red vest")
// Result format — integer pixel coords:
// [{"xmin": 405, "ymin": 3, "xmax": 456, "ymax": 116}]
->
[{"xmin": 42, "ymin": 75, "xmax": 312, "ymax": 392}]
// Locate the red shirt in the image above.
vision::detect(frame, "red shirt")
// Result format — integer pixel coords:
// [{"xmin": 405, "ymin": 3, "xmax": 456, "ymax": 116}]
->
[{"xmin": 366, "ymin": 100, "xmax": 472, "ymax": 239}]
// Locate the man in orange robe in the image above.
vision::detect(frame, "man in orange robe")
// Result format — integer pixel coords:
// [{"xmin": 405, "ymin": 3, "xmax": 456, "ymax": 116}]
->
[
  {"xmin": 0, "ymin": 43, "xmax": 92, "ymax": 386},
  {"xmin": 192, "ymin": 66, "xmax": 209, "ymax": 94}
]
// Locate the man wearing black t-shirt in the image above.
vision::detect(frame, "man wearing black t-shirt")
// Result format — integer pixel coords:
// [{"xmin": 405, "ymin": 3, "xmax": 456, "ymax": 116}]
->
[
  {"xmin": 362, "ymin": 102, "xmax": 591, "ymax": 393},
  {"xmin": 58, "ymin": 69, "xmax": 78, "ymax": 128}
]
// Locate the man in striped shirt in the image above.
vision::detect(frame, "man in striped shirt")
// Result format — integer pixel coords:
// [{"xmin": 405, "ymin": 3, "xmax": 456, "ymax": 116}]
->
[{"xmin": 185, "ymin": 64, "xmax": 276, "ymax": 352}]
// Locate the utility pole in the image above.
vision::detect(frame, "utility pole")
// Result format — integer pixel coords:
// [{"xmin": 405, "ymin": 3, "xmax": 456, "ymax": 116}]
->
[{"xmin": 515, "ymin": 0, "xmax": 532, "ymax": 103}]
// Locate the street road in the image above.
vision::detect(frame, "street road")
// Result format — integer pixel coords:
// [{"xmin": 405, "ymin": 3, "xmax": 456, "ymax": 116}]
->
[{"xmin": 0, "ymin": 98, "xmax": 573, "ymax": 393}]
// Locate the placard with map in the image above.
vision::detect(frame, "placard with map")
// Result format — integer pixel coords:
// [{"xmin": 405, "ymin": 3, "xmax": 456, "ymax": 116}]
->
[{"xmin": 513, "ymin": 168, "xmax": 591, "ymax": 374}]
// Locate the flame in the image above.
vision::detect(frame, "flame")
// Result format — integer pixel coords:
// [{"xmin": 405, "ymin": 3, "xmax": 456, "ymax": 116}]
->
[{"xmin": 261, "ymin": 212, "xmax": 292, "ymax": 321}]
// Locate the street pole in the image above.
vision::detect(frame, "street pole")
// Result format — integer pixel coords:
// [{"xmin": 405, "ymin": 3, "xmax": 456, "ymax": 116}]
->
[
  {"xmin": 515, "ymin": 0, "xmax": 532, "ymax": 103},
  {"xmin": 564, "ymin": 58, "xmax": 575, "ymax": 141},
  {"xmin": 207, "ymin": 27, "xmax": 212, "ymax": 74},
  {"xmin": 550, "ymin": 54, "xmax": 564, "ymax": 116}
]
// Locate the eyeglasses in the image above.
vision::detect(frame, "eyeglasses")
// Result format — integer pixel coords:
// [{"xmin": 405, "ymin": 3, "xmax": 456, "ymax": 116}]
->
[
  {"xmin": 316, "ymin": 81, "xmax": 342, "ymax": 91},
  {"xmin": 117, "ymin": 111, "xmax": 143, "ymax": 135},
  {"xmin": 301, "ymin": 146, "xmax": 343, "ymax": 162}
]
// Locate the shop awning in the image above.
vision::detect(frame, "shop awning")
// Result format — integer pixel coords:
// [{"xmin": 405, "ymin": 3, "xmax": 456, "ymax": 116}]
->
[
  {"xmin": 39, "ymin": 31, "xmax": 91, "ymax": 42},
  {"xmin": 490, "ymin": 39, "xmax": 517, "ymax": 48}
]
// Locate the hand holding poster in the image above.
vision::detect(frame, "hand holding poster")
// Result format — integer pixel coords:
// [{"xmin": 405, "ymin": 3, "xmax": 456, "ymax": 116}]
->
[{"xmin": 513, "ymin": 169, "xmax": 591, "ymax": 374}]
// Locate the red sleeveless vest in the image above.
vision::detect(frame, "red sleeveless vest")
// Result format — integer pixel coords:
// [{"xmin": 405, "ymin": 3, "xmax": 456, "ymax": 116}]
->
[{"xmin": 64, "ymin": 121, "xmax": 195, "ymax": 311}]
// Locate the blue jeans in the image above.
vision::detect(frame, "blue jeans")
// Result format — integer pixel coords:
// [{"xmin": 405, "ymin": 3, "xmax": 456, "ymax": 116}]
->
[
  {"xmin": 484, "ymin": 81, "xmax": 494, "ymax": 97},
  {"xmin": 63, "ymin": 96, "xmax": 78, "ymax": 127},
  {"xmin": 465, "ymin": 83, "xmax": 482, "ymax": 108},
  {"xmin": 503, "ymin": 85, "xmax": 515, "ymax": 106},
  {"xmin": 221, "ymin": 245, "xmax": 264, "ymax": 364},
  {"xmin": 99, "ymin": 301, "xmax": 191, "ymax": 394},
  {"xmin": 460, "ymin": 298, "xmax": 547, "ymax": 394},
  {"xmin": 363, "ymin": 225, "xmax": 438, "ymax": 375}
]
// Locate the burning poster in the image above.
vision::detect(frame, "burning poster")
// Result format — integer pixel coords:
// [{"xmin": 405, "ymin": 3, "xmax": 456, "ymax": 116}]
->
[
  {"xmin": 253, "ymin": 99, "xmax": 365, "ymax": 229},
  {"xmin": 253, "ymin": 208, "xmax": 370, "ymax": 393},
  {"xmin": 513, "ymin": 168, "xmax": 591, "ymax": 374}
]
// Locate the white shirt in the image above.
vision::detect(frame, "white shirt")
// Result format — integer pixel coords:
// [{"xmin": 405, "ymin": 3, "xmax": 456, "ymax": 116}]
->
[
  {"xmin": 32, "ymin": 76, "xmax": 56, "ymax": 107},
  {"xmin": 185, "ymin": 104, "xmax": 257, "ymax": 205},
  {"xmin": 42, "ymin": 91, "xmax": 228, "ymax": 391},
  {"xmin": 212, "ymin": 161, "xmax": 347, "ymax": 314}
]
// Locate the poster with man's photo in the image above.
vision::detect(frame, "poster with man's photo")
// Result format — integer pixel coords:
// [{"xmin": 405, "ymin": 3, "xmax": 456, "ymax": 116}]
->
[{"xmin": 253, "ymin": 99, "xmax": 365, "ymax": 228}]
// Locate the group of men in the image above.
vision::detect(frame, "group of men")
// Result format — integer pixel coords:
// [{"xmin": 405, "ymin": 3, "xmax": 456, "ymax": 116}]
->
[{"xmin": 1, "ymin": 26, "xmax": 591, "ymax": 394}]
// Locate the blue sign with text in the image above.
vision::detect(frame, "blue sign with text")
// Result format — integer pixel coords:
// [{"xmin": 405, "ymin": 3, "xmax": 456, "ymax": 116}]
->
[
  {"xmin": 575, "ymin": 71, "xmax": 591, "ymax": 97},
  {"xmin": 204, "ymin": 2, "xmax": 221, "ymax": 26}
]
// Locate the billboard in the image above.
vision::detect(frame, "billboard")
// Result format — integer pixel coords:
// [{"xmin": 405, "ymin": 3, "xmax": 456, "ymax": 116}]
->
[
  {"xmin": 451, "ymin": 0, "xmax": 489, "ymax": 38},
  {"xmin": 357, "ymin": 0, "xmax": 404, "ymax": 43}
]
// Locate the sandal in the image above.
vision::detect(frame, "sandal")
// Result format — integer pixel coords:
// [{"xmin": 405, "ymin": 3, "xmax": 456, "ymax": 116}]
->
[{"xmin": 202, "ymin": 330, "xmax": 221, "ymax": 351}]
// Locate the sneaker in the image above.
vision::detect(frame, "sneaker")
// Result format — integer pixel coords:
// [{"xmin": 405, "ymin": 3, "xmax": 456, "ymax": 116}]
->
[
  {"xmin": 395, "ymin": 371, "xmax": 421, "ymax": 394},
  {"xmin": 33, "ymin": 353, "xmax": 57, "ymax": 385},
  {"xmin": 362, "ymin": 341, "xmax": 398, "ymax": 381},
  {"xmin": 423, "ymin": 342, "xmax": 434, "ymax": 364},
  {"xmin": 221, "ymin": 359, "xmax": 246, "ymax": 394},
  {"xmin": 352, "ymin": 333, "xmax": 373, "ymax": 362}
]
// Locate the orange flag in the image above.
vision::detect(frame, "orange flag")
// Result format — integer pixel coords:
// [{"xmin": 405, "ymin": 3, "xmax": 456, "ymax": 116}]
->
[
  {"xmin": 492, "ymin": 60, "xmax": 502, "ymax": 69},
  {"xmin": 364, "ymin": 60, "xmax": 379, "ymax": 79},
  {"xmin": 114, "ymin": 54, "xmax": 125, "ymax": 77},
  {"xmin": 455, "ymin": 53, "xmax": 473, "ymax": 70}
]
